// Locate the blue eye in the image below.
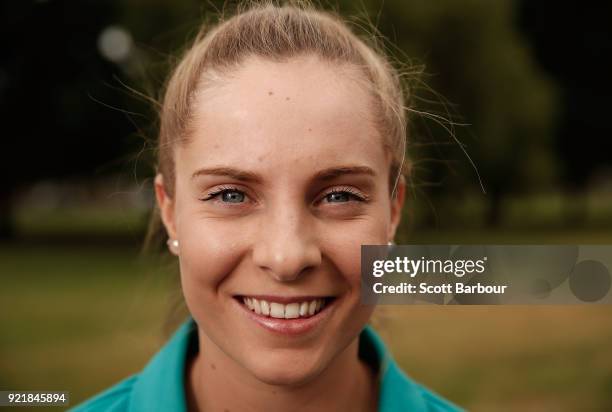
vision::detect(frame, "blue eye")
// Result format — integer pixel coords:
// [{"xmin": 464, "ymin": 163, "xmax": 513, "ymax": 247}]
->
[
  {"xmin": 201, "ymin": 187, "xmax": 246, "ymax": 203},
  {"xmin": 201, "ymin": 187, "xmax": 366, "ymax": 205},
  {"xmin": 326, "ymin": 192, "xmax": 351, "ymax": 202},
  {"xmin": 220, "ymin": 190, "xmax": 245, "ymax": 203},
  {"xmin": 324, "ymin": 190, "xmax": 365, "ymax": 203}
]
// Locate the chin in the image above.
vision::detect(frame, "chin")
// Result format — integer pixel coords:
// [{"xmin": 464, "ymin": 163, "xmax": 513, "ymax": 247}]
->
[{"xmin": 245, "ymin": 352, "xmax": 325, "ymax": 387}]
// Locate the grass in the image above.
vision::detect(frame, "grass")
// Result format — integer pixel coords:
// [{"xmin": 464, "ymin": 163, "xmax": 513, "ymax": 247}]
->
[
  {"xmin": 1, "ymin": 234, "xmax": 611, "ymax": 411},
  {"xmin": 372, "ymin": 305, "xmax": 612, "ymax": 411}
]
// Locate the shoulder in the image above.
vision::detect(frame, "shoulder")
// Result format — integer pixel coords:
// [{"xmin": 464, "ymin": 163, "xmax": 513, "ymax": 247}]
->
[
  {"xmin": 360, "ymin": 325, "xmax": 464, "ymax": 412},
  {"xmin": 68, "ymin": 375, "xmax": 138, "ymax": 412},
  {"xmin": 411, "ymin": 381, "xmax": 465, "ymax": 412},
  {"xmin": 385, "ymin": 361, "xmax": 464, "ymax": 412}
]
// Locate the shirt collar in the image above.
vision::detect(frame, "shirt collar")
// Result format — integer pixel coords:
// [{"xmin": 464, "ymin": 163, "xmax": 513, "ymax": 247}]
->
[
  {"xmin": 129, "ymin": 319, "xmax": 195, "ymax": 412},
  {"xmin": 360, "ymin": 324, "xmax": 429, "ymax": 411},
  {"xmin": 129, "ymin": 317, "xmax": 428, "ymax": 411}
]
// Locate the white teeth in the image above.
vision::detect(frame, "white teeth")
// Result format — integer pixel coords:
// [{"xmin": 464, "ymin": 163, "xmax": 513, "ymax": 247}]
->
[
  {"xmin": 299, "ymin": 301, "xmax": 309, "ymax": 316},
  {"xmin": 284, "ymin": 303, "xmax": 300, "ymax": 319},
  {"xmin": 242, "ymin": 297, "xmax": 328, "ymax": 319},
  {"xmin": 260, "ymin": 300, "xmax": 270, "ymax": 316},
  {"xmin": 270, "ymin": 302, "xmax": 285, "ymax": 318},
  {"xmin": 252, "ymin": 298, "xmax": 261, "ymax": 315},
  {"xmin": 308, "ymin": 300, "xmax": 317, "ymax": 316}
]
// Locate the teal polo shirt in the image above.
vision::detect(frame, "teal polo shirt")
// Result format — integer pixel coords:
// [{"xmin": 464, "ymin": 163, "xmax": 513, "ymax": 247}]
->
[{"xmin": 70, "ymin": 318, "xmax": 463, "ymax": 411}]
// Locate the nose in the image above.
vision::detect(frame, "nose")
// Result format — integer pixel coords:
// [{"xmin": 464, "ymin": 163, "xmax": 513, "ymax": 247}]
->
[{"xmin": 252, "ymin": 204, "xmax": 321, "ymax": 282}]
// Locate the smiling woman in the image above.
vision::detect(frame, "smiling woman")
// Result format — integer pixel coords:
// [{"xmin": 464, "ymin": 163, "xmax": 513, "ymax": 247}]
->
[{"xmin": 70, "ymin": 1, "xmax": 462, "ymax": 411}]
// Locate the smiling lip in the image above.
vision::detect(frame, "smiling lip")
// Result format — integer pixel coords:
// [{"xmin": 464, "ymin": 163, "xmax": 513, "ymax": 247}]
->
[{"xmin": 233, "ymin": 295, "xmax": 338, "ymax": 336}]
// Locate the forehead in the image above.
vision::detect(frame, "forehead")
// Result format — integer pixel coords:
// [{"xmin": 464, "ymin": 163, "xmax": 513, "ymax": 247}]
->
[{"xmin": 179, "ymin": 54, "xmax": 387, "ymax": 176}]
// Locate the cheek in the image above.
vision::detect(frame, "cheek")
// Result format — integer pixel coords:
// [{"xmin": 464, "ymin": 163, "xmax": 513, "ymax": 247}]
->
[
  {"xmin": 317, "ymin": 214, "xmax": 390, "ymax": 285},
  {"xmin": 176, "ymin": 216, "xmax": 251, "ymax": 307}
]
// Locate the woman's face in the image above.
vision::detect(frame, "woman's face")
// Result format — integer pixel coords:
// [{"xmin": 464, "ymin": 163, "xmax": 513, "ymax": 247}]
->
[{"xmin": 156, "ymin": 54, "xmax": 404, "ymax": 386}]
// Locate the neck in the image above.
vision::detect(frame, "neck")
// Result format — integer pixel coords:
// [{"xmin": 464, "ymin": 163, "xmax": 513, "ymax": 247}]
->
[{"xmin": 186, "ymin": 329, "xmax": 377, "ymax": 412}]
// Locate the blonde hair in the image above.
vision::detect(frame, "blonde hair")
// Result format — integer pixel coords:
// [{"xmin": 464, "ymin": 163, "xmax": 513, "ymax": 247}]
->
[{"xmin": 156, "ymin": 0, "xmax": 410, "ymax": 198}]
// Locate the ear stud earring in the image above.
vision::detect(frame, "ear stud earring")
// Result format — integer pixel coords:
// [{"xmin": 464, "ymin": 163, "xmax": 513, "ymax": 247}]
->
[
  {"xmin": 167, "ymin": 238, "xmax": 179, "ymax": 253},
  {"xmin": 387, "ymin": 241, "xmax": 395, "ymax": 246}
]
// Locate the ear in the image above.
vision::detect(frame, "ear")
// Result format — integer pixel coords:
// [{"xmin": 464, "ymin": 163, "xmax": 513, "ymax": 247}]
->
[
  {"xmin": 154, "ymin": 174, "xmax": 178, "ymax": 240},
  {"xmin": 388, "ymin": 175, "xmax": 406, "ymax": 242}
]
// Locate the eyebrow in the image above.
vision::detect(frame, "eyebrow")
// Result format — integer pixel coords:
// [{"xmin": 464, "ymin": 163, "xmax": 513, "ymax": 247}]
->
[
  {"xmin": 191, "ymin": 167, "xmax": 262, "ymax": 183},
  {"xmin": 190, "ymin": 165, "xmax": 376, "ymax": 183},
  {"xmin": 312, "ymin": 165, "xmax": 376, "ymax": 181}
]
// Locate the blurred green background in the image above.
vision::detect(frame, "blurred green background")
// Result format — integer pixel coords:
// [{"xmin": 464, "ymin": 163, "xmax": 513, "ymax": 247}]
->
[{"xmin": 1, "ymin": 0, "xmax": 611, "ymax": 411}]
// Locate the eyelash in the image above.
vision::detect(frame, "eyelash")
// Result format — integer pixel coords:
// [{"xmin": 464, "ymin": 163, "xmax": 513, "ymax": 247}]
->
[
  {"xmin": 320, "ymin": 186, "xmax": 369, "ymax": 203},
  {"xmin": 199, "ymin": 185, "xmax": 369, "ymax": 204},
  {"xmin": 200, "ymin": 185, "xmax": 245, "ymax": 202}
]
